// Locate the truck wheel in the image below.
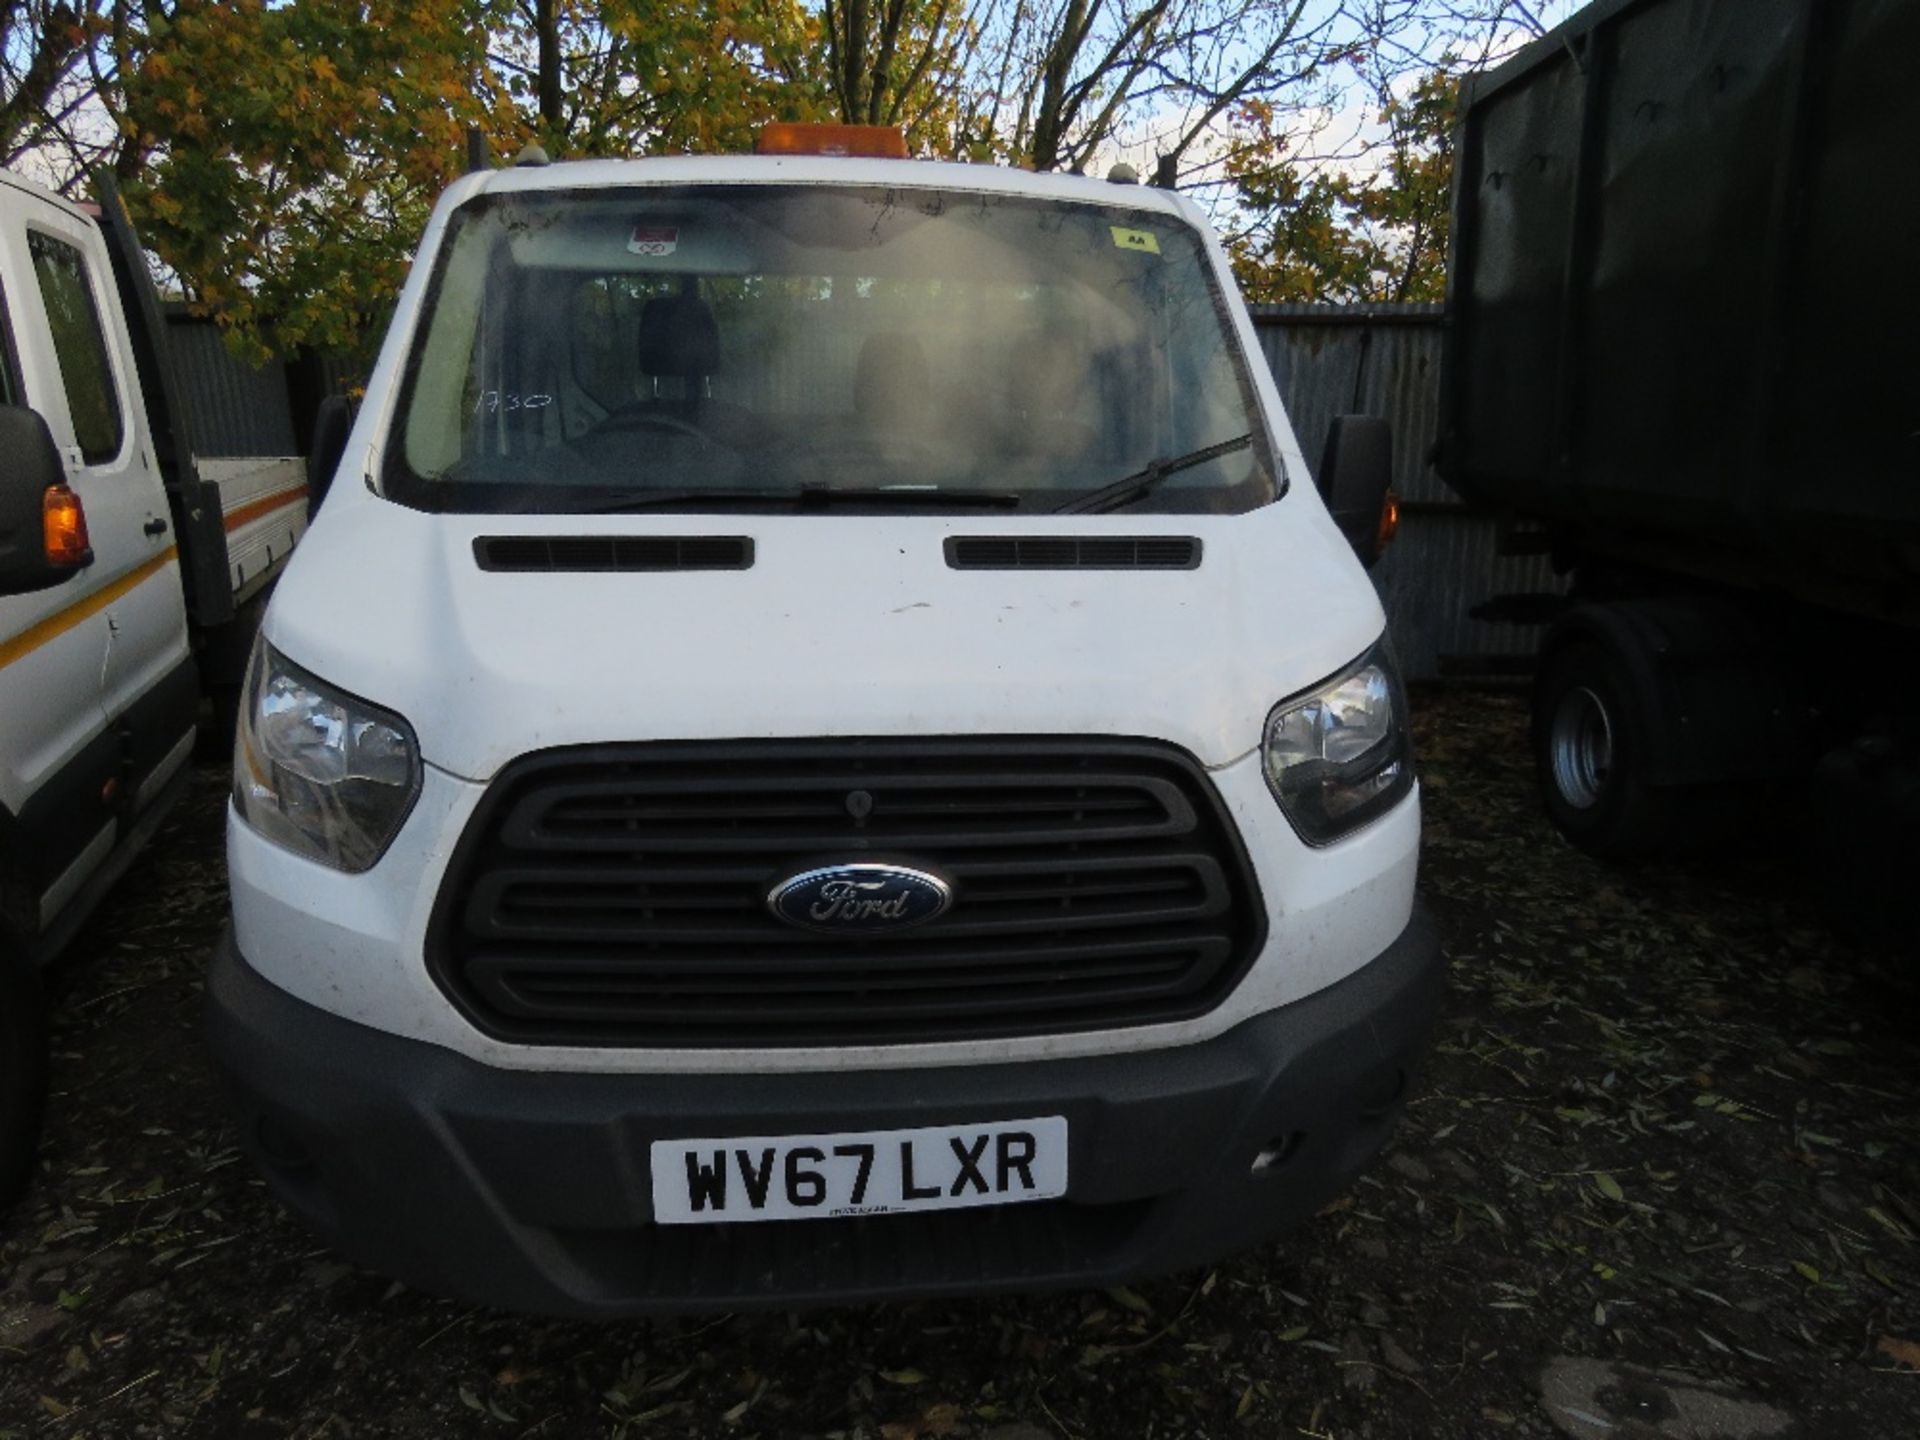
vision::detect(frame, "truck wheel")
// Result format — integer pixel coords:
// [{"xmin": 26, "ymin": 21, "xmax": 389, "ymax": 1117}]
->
[
  {"xmin": 0, "ymin": 945, "xmax": 49, "ymax": 1211},
  {"xmin": 1533, "ymin": 641, "xmax": 1675, "ymax": 857}
]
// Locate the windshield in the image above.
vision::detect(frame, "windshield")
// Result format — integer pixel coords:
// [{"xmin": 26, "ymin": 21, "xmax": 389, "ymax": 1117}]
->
[{"xmin": 384, "ymin": 183, "xmax": 1278, "ymax": 514}]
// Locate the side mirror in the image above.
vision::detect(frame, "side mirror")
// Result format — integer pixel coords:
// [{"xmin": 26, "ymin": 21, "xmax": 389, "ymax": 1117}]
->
[
  {"xmin": 0, "ymin": 406, "xmax": 89, "ymax": 596},
  {"xmin": 1318, "ymin": 415, "xmax": 1396, "ymax": 569},
  {"xmin": 307, "ymin": 395, "xmax": 356, "ymax": 520}
]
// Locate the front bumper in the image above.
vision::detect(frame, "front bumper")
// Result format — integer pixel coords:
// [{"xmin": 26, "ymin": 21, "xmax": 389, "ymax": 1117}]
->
[{"xmin": 205, "ymin": 907, "xmax": 1444, "ymax": 1317}]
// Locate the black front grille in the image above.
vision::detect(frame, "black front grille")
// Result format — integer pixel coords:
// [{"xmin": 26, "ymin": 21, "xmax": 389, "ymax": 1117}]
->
[
  {"xmin": 474, "ymin": 535, "xmax": 753, "ymax": 572},
  {"xmin": 428, "ymin": 738, "xmax": 1264, "ymax": 1047},
  {"xmin": 945, "ymin": 536, "xmax": 1201, "ymax": 570}
]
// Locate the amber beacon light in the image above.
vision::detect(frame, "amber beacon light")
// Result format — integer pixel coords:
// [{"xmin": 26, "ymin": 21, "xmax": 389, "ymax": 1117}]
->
[{"xmin": 755, "ymin": 123, "xmax": 910, "ymax": 159}]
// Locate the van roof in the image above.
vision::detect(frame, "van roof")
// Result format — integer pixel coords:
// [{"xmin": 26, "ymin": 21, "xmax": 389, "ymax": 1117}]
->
[
  {"xmin": 458, "ymin": 153, "xmax": 1202, "ymax": 223},
  {"xmin": 0, "ymin": 167, "xmax": 95, "ymax": 223}
]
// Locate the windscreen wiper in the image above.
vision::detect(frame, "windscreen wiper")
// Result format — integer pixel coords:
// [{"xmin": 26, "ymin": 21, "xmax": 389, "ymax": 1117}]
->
[
  {"xmin": 572, "ymin": 485, "xmax": 1024, "ymax": 514},
  {"xmin": 1051, "ymin": 433, "xmax": 1255, "ymax": 515},
  {"xmin": 567, "ymin": 488, "xmax": 807, "ymax": 514},
  {"xmin": 792, "ymin": 486, "xmax": 1023, "ymax": 510}
]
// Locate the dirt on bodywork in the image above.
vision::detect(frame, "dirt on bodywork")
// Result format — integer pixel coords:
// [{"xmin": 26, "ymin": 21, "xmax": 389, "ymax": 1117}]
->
[{"xmin": 2, "ymin": 687, "xmax": 1917, "ymax": 1439}]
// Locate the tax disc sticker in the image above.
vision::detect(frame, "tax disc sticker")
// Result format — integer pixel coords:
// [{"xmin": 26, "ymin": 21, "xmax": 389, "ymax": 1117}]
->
[
  {"xmin": 1109, "ymin": 226, "xmax": 1160, "ymax": 255},
  {"xmin": 628, "ymin": 225, "xmax": 679, "ymax": 256}
]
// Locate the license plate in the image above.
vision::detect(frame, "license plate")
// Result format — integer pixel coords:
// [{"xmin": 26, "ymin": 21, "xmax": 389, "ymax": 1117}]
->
[{"xmin": 650, "ymin": 1117, "xmax": 1068, "ymax": 1225}]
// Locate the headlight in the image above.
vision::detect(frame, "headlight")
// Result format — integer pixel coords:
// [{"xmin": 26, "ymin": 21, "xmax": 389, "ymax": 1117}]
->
[
  {"xmin": 1262, "ymin": 641, "xmax": 1413, "ymax": 844},
  {"xmin": 232, "ymin": 638, "xmax": 421, "ymax": 872}
]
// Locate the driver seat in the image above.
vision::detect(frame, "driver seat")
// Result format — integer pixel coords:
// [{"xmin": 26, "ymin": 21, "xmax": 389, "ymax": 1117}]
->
[
  {"xmin": 636, "ymin": 288, "xmax": 720, "ymax": 407},
  {"xmin": 625, "ymin": 286, "xmax": 766, "ymax": 450}
]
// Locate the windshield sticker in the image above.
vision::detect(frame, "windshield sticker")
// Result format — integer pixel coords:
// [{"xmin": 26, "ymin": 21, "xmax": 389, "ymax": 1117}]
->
[
  {"xmin": 1109, "ymin": 226, "xmax": 1160, "ymax": 255},
  {"xmin": 628, "ymin": 225, "xmax": 680, "ymax": 257}
]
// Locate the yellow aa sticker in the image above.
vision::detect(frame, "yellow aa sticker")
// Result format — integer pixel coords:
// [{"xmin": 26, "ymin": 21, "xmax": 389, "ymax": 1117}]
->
[{"xmin": 1109, "ymin": 226, "xmax": 1161, "ymax": 255}]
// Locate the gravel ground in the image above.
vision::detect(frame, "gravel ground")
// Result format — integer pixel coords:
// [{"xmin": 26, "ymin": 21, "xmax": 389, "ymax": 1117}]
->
[{"xmin": 3, "ymin": 686, "xmax": 1918, "ymax": 1439}]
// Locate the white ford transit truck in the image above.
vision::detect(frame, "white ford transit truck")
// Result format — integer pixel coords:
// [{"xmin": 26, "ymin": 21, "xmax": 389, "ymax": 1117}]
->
[
  {"xmin": 0, "ymin": 169, "xmax": 307, "ymax": 1206},
  {"xmin": 207, "ymin": 125, "xmax": 1442, "ymax": 1315}
]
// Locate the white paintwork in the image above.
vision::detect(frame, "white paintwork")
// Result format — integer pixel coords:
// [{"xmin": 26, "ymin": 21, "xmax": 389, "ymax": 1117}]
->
[
  {"xmin": 233, "ymin": 154, "xmax": 1422, "ymax": 1073},
  {"xmin": 268, "ymin": 502, "xmax": 1381, "ymax": 780},
  {"xmin": 0, "ymin": 167, "xmax": 303, "ymax": 948},
  {"xmin": 202, "ymin": 456, "xmax": 309, "ymax": 602},
  {"xmin": 0, "ymin": 172, "xmax": 185, "ymax": 828}
]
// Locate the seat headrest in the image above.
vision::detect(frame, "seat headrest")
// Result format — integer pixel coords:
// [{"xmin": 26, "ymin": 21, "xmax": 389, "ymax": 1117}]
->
[{"xmin": 637, "ymin": 292, "xmax": 720, "ymax": 379}]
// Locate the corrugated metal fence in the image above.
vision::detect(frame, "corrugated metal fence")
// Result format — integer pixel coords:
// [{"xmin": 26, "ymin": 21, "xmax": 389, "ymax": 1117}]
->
[
  {"xmin": 1249, "ymin": 303, "xmax": 1556, "ymax": 679},
  {"xmin": 168, "ymin": 302, "xmax": 1550, "ymax": 678},
  {"xmin": 164, "ymin": 311, "xmax": 298, "ymax": 456},
  {"xmin": 163, "ymin": 306, "xmax": 357, "ymax": 461}
]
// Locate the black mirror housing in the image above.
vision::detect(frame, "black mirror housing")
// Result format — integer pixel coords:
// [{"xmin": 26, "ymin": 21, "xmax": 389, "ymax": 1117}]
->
[
  {"xmin": 307, "ymin": 395, "xmax": 356, "ymax": 520},
  {"xmin": 1319, "ymin": 415, "xmax": 1394, "ymax": 569},
  {"xmin": 0, "ymin": 406, "xmax": 81, "ymax": 596}
]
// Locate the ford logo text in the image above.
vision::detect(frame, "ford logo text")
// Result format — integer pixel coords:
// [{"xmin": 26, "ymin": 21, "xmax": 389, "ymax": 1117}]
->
[{"xmin": 767, "ymin": 864, "xmax": 953, "ymax": 934}]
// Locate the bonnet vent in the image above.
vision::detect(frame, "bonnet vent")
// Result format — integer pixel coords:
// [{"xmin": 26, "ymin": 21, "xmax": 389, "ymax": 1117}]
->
[
  {"xmin": 475, "ymin": 535, "xmax": 753, "ymax": 572},
  {"xmin": 945, "ymin": 536, "xmax": 1201, "ymax": 571}
]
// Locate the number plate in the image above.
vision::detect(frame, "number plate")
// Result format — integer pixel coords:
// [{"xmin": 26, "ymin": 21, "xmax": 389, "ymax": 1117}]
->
[{"xmin": 650, "ymin": 1117, "xmax": 1068, "ymax": 1225}]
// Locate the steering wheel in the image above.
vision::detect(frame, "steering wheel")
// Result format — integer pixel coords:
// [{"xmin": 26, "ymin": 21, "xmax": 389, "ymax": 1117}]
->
[{"xmin": 587, "ymin": 406, "xmax": 711, "ymax": 444}]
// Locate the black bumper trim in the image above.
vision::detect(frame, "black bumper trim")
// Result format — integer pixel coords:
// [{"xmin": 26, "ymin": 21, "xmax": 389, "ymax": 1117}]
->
[{"xmin": 205, "ymin": 908, "xmax": 1444, "ymax": 1317}]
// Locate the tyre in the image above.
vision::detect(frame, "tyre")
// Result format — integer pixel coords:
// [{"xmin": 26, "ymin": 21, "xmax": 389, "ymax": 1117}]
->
[
  {"xmin": 1532, "ymin": 640, "xmax": 1678, "ymax": 858},
  {"xmin": 0, "ymin": 944, "xmax": 49, "ymax": 1210}
]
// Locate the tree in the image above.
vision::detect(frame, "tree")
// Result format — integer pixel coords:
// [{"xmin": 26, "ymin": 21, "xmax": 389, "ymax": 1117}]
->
[
  {"xmin": 1219, "ymin": 1, "xmax": 1574, "ymax": 303},
  {"xmin": 2, "ymin": 1, "xmax": 128, "ymax": 180},
  {"xmin": 942, "ymin": 0, "xmax": 1348, "ymax": 179},
  {"xmin": 491, "ymin": 1, "xmax": 823, "ymax": 159},
  {"xmin": 1, "ymin": 0, "xmax": 1581, "ymax": 361},
  {"xmin": 8, "ymin": 0, "xmax": 823, "ymax": 355},
  {"xmin": 819, "ymin": 0, "xmax": 976, "ymax": 147},
  {"xmin": 118, "ymin": 0, "xmax": 514, "ymax": 358},
  {"xmin": 1227, "ymin": 69, "xmax": 1462, "ymax": 304}
]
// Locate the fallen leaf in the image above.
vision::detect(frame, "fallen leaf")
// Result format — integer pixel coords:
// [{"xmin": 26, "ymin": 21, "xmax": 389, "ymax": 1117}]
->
[
  {"xmin": 920, "ymin": 1403, "xmax": 964, "ymax": 1436},
  {"xmin": 1106, "ymin": 1285, "xmax": 1153, "ymax": 1316},
  {"xmin": 1877, "ymin": 1335, "xmax": 1920, "ymax": 1370}
]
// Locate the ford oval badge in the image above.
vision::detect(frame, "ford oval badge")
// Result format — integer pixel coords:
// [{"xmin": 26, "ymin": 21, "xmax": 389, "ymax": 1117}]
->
[{"xmin": 768, "ymin": 863, "xmax": 953, "ymax": 935}]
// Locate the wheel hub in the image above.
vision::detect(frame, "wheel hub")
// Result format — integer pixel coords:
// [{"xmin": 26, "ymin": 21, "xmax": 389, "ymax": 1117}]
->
[{"xmin": 1550, "ymin": 685, "xmax": 1614, "ymax": 810}]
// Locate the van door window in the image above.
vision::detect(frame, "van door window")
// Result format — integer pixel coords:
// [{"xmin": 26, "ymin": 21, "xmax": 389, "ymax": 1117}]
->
[
  {"xmin": 0, "ymin": 280, "xmax": 21, "ymax": 407},
  {"xmin": 28, "ymin": 230, "xmax": 125, "ymax": 464}
]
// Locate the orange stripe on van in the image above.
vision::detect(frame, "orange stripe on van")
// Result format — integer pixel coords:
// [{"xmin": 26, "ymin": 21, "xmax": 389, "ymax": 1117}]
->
[
  {"xmin": 224, "ymin": 483, "xmax": 308, "ymax": 532},
  {"xmin": 0, "ymin": 545, "xmax": 179, "ymax": 672}
]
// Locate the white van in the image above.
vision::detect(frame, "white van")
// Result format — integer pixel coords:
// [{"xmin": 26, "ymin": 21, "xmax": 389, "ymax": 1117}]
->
[
  {"xmin": 207, "ymin": 127, "xmax": 1440, "ymax": 1314},
  {"xmin": 0, "ymin": 169, "xmax": 307, "ymax": 1204}
]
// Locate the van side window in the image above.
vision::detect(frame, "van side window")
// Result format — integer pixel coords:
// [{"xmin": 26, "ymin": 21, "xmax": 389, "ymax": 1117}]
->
[
  {"xmin": 0, "ymin": 282, "xmax": 19, "ymax": 408},
  {"xmin": 28, "ymin": 230, "xmax": 124, "ymax": 464}
]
